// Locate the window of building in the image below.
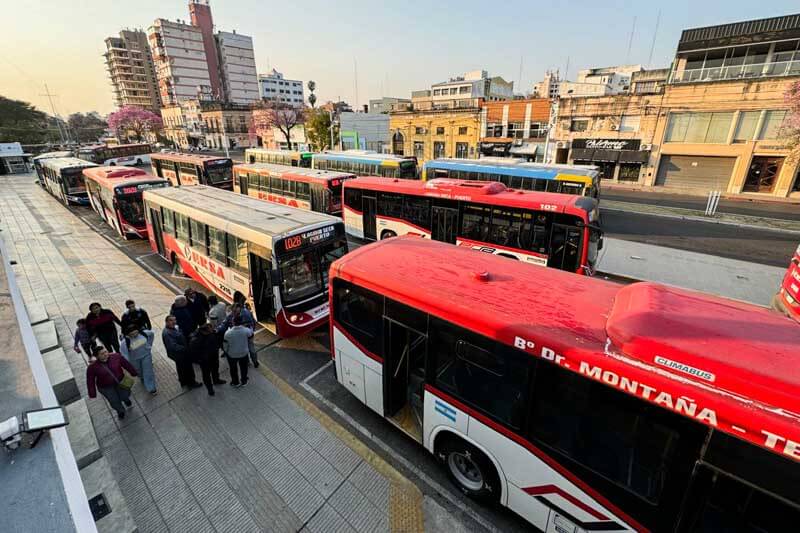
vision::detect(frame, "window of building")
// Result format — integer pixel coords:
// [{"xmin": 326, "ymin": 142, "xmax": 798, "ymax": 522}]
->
[
  {"xmin": 332, "ymin": 279, "xmax": 383, "ymax": 356},
  {"xmin": 459, "ymin": 85, "xmax": 470, "ymax": 94},
  {"xmin": 733, "ymin": 111, "xmax": 761, "ymax": 142},
  {"xmin": 458, "ymin": 126, "xmax": 468, "ymax": 135},
  {"xmin": 665, "ymin": 112, "xmax": 734, "ymax": 143},
  {"xmin": 433, "ymin": 89, "xmax": 441, "ymax": 96},
  {"xmin": 529, "ymin": 122, "xmax": 546, "ymax": 138},
  {"xmin": 415, "ymin": 126, "xmax": 425, "ymax": 135},
  {"xmin": 433, "ymin": 141, "xmax": 445, "ymax": 159},
  {"xmin": 436, "ymin": 126, "xmax": 445, "ymax": 135},
  {"xmin": 507, "ymin": 122, "xmax": 523, "ymax": 138},
  {"xmin": 758, "ymin": 110, "xmax": 787, "ymax": 140},
  {"xmin": 413, "ymin": 141, "xmax": 424, "ymax": 160},
  {"xmin": 619, "ymin": 115, "xmax": 640, "ymax": 132},
  {"xmin": 570, "ymin": 119, "xmax": 589, "ymax": 132},
  {"xmin": 455, "ymin": 142, "xmax": 469, "ymax": 158},
  {"xmin": 449, "ymin": 88, "xmax": 458, "ymax": 95}
]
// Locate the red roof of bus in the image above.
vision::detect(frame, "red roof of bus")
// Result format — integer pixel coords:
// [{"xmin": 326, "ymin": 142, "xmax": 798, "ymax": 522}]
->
[
  {"xmin": 82, "ymin": 166, "xmax": 167, "ymax": 190},
  {"xmin": 332, "ymin": 236, "xmax": 800, "ymax": 461},
  {"xmin": 345, "ymin": 177, "xmax": 596, "ymax": 217},
  {"xmin": 151, "ymin": 152, "xmax": 230, "ymax": 164},
  {"xmin": 233, "ymin": 163, "xmax": 355, "ymax": 186}
]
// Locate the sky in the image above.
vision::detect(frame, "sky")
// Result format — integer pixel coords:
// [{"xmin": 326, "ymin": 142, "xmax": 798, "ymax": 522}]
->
[{"xmin": 3, "ymin": 0, "xmax": 800, "ymax": 117}]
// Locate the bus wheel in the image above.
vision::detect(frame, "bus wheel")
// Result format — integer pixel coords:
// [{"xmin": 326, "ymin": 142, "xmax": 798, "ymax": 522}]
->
[
  {"xmin": 109, "ymin": 162, "xmax": 116, "ymax": 166},
  {"xmin": 439, "ymin": 436, "xmax": 500, "ymax": 502},
  {"xmin": 136, "ymin": 158, "xmax": 142, "ymax": 166},
  {"xmin": 380, "ymin": 230, "xmax": 397, "ymax": 240},
  {"xmin": 171, "ymin": 253, "xmax": 185, "ymax": 276}
]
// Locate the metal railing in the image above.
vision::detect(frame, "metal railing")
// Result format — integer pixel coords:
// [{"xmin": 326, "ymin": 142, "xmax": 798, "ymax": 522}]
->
[{"xmin": 671, "ymin": 60, "xmax": 800, "ymax": 83}]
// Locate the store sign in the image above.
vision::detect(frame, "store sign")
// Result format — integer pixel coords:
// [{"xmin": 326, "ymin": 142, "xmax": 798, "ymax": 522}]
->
[{"xmin": 572, "ymin": 138, "xmax": 641, "ymax": 151}]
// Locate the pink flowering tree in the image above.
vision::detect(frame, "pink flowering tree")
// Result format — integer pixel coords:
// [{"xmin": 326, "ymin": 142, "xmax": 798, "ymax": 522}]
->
[
  {"xmin": 782, "ymin": 81, "xmax": 800, "ymax": 148},
  {"xmin": 108, "ymin": 106, "xmax": 163, "ymax": 142}
]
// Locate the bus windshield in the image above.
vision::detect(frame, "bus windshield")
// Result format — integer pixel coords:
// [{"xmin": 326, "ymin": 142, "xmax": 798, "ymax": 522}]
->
[
  {"xmin": 399, "ymin": 161, "xmax": 417, "ymax": 179},
  {"xmin": 206, "ymin": 162, "xmax": 232, "ymax": 184},
  {"xmin": 64, "ymin": 170, "xmax": 86, "ymax": 192},
  {"xmin": 116, "ymin": 194, "xmax": 146, "ymax": 226},
  {"xmin": 279, "ymin": 236, "xmax": 348, "ymax": 306},
  {"xmin": 328, "ymin": 181, "xmax": 343, "ymax": 211}
]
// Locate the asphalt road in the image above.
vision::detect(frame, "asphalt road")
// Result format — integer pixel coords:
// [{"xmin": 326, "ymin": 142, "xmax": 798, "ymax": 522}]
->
[{"xmin": 603, "ymin": 188, "xmax": 800, "ymax": 221}]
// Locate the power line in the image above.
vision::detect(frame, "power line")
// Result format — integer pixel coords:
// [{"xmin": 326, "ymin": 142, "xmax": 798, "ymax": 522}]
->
[
  {"xmin": 626, "ymin": 16, "xmax": 637, "ymax": 64},
  {"xmin": 648, "ymin": 10, "xmax": 662, "ymax": 68}
]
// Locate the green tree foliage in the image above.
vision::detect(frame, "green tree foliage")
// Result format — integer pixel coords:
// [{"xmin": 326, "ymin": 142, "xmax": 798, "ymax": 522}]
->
[
  {"xmin": 67, "ymin": 112, "xmax": 108, "ymax": 143},
  {"xmin": 0, "ymin": 96, "xmax": 55, "ymax": 144},
  {"xmin": 305, "ymin": 108, "xmax": 338, "ymax": 151}
]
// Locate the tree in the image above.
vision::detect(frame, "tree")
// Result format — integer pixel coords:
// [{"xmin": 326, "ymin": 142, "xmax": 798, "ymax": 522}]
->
[
  {"xmin": 108, "ymin": 106, "xmax": 163, "ymax": 142},
  {"xmin": 252, "ymin": 102, "xmax": 305, "ymax": 149},
  {"xmin": 67, "ymin": 112, "xmax": 108, "ymax": 143},
  {"xmin": 782, "ymin": 81, "xmax": 800, "ymax": 148},
  {"xmin": 307, "ymin": 80, "xmax": 317, "ymax": 108},
  {"xmin": 0, "ymin": 96, "xmax": 54, "ymax": 144},
  {"xmin": 305, "ymin": 108, "xmax": 338, "ymax": 151}
]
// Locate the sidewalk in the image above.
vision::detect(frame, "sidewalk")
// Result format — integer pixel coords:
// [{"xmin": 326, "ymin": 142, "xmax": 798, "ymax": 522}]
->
[
  {"xmin": 598, "ymin": 237, "xmax": 785, "ymax": 306},
  {"xmin": 0, "ymin": 175, "xmax": 426, "ymax": 533}
]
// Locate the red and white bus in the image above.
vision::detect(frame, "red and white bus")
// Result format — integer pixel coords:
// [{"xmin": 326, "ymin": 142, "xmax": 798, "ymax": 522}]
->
[
  {"xmin": 343, "ymin": 177, "xmax": 601, "ymax": 275},
  {"xmin": 330, "ymin": 236, "xmax": 800, "ymax": 532},
  {"xmin": 775, "ymin": 242, "xmax": 800, "ymax": 323},
  {"xmin": 150, "ymin": 152, "xmax": 233, "ymax": 190},
  {"xmin": 77, "ymin": 143, "xmax": 152, "ymax": 166},
  {"xmin": 83, "ymin": 166, "xmax": 169, "ymax": 239},
  {"xmin": 233, "ymin": 163, "xmax": 356, "ymax": 216},
  {"xmin": 143, "ymin": 185, "xmax": 347, "ymax": 337}
]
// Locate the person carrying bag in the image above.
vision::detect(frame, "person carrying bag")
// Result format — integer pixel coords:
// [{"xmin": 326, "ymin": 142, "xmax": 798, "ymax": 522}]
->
[{"xmin": 86, "ymin": 346, "xmax": 139, "ymax": 420}]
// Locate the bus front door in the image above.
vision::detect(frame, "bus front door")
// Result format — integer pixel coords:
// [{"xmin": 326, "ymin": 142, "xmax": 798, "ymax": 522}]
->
[
  {"xmin": 549, "ymin": 223, "xmax": 582, "ymax": 272},
  {"xmin": 248, "ymin": 253, "xmax": 273, "ymax": 320},
  {"xmin": 150, "ymin": 208, "xmax": 166, "ymax": 256},
  {"xmin": 363, "ymin": 196, "xmax": 377, "ymax": 240},
  {"xmin": 431, "ymin": 207, "xmax": 458, "ymax": 244},
  {"xmin": 383, "ymin": 319, "xmax": 425, "ymax": 443}
]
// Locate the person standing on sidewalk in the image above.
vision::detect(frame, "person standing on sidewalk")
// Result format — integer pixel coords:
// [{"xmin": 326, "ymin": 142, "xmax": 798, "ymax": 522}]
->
[
  {"xmin": 85, "ymin": 302, "xmax": 122, "ymax": 352},
  {"xmin": 185, "ymin": 287, "xmax": 209, "ymax": 326},
  {"xmin": 120, "ymin": 299, "xmax": 152, "ymax": 332},
  {"xmin": 162, "ymin": 315, "xmax": 201, "ymax": 389},
  {"xmin": 223, "ymin": 316, "xmax": 253, "ymax": 388},
  {"xmin": 189, "ymin": 323, "xmax": 226, "ymax": 396},
  {"xmin": 171, "ymin": 295, "xmax": 197, "ymax": 339},
  {"xmin": 73, "ymin": 319, "xmax": 95, "ymax": 356},
  {"xmin": 120, "ymin": 325, "xmax": 158, "ymax": 395},
  {"xmin": 87, "ymin": 346, "xmax": 138, "ymax": 419},
  {"xmin": 216, "ymin": 303, "xmax": 259, "ymax": 368},
  {"xmin": 207, "ymin": 294, "xmax": 227, "ymax": 329}
]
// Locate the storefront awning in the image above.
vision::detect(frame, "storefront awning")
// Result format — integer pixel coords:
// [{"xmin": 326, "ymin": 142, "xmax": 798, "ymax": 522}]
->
[
  {"xmin": 591, "ymin": 149, "xmax": 620, "ymax": 162},
  {"xmin": 510, "ymin": 143, "xmax": 539, "ymax": 156},
  {"xmin": 618, "ymin": 150, "xmax": 650, "ymax": 163},
  {"xmin": 571, "ymin": 148, "xmax": 594, "ymax": 160}
]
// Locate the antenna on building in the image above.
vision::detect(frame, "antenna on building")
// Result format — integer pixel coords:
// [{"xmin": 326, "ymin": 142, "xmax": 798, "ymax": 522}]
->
[
  {"xmin": 626, "ymin": 16, "xmax": 637, "ymax": 64},
  {"xmin": 564, "ymin": 57, "xmax": 570, "ymax": 80},
  {"xmin": 647, "ymin": 10, "xmax": 661, "ymax": 68},
  {"xmin": 353, "ymin": 57, "xmax": 359, "ymax": 109}
]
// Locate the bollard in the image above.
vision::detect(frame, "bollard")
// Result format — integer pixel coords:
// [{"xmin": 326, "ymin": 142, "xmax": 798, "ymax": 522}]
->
[{"xmin": 705, "ymin": 190, "xmax": 721, "ymax": 216}]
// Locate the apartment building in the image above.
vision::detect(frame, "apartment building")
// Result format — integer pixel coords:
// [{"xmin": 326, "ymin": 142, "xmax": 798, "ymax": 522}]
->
[
  {"xmin": 559, "ymin": 65, "xmax": 643, "ymax": 98},
  {"xmin": 479, "ymin": 98, "xmax": 551, "ymax": 160},
  {"xmin": 104, "ymin": 29, "xmax": 161, "ymax": 111},
  {"xmin": 369, "ymin": 97, "xmax": 411, "ymax": 114},
  {"xmin": 258, "ymin": 69, "xmax": 305, "ymax": 107},
  {"xmin": 532, "ymin": 70, "xmax": 561, "ymax": 99},
  {"xmin": 216, "ymin": 31, "xmax": 259, "ymax": 104},
  {"xmin": 389, "ymin": 102, "xmax": 481, "ymax": 161},
  {"xmin": 148, "ymin": 18, "xmax": 211, "ymax": 105}
]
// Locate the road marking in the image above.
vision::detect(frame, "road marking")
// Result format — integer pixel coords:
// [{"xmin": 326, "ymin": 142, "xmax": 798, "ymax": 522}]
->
[{"xmin": 299, "ymin": 362, "xmax": 499, "ymax": 532}]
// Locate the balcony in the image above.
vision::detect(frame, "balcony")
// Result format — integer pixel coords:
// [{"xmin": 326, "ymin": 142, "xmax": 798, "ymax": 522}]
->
[{"xmin": 671, "ymin": 59, "xmax": 800, "ymax": 84}]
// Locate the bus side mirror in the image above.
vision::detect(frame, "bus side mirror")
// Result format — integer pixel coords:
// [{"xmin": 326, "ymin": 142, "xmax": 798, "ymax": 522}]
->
[{"xmin": 270, "ymin": 270, "xmax": 281, "ymax": 287}]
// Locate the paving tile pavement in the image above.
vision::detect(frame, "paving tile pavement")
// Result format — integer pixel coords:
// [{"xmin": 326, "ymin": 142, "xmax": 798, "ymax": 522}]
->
[{"xmin": 0, "ymin": 175, "xmax": 412, "ymax": 532}]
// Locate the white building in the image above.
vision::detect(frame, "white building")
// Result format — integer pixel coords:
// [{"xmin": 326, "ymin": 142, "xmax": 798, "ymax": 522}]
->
[
  {"xmin": 559, "ymin": 65, "xmax": 642, "ymax": 98},
  {"xmin": 258, "ymin": 69, "xmax": 305, "ymax": 107},
  {"xmin": 215, "ymin": 31, "xmax": 259, "ymax": 104},
  {"xmin": 430, "ymin": 70, "xmax": 513, "ymax": 103},
  {"xmin": 532, "ymin": 70, "xmax": 561, "ymax": 99},
  {"xmin": 148, "ymin": 18, "xmax": 212, "ymax": 105}
]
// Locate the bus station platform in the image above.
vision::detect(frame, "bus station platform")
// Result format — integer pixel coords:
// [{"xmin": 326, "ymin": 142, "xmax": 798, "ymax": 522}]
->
[{"xmin": 0, "ymin": 173, "xmax": 438, "ymax": 532}]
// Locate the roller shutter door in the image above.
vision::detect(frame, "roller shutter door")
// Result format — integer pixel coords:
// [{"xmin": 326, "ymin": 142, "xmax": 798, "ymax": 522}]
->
[{"xmin": 655, "ymin": 155, "xmax": 735, "ymax": 190}]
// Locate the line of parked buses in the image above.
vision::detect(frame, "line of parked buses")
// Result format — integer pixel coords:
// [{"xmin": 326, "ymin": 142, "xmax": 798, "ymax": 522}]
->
[{"xmin": 32, "ymin": 146, "xmax": 800, "ymax": 532}]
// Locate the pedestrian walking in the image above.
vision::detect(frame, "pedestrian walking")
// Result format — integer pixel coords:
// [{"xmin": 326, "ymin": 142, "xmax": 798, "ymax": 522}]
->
[
  {"xmin": 189, "ymin": 323, "xmax": 226, "ymax": 396},
  {"xmin": 86, "ymin": 346, "xmax": 138, "ymax": 419},
  {"xmin": 171, "ymin": 295, "xmax": 197, "ymax": 338},
  {"xmin": 73, "ymin": 318, "xmax": 95, "ymax": 356},
  {"xmin": 223, "ymin": 316, "xmax": 253, "ymax": 388},
  {"xmin": 207, "ymin": 294, "xmax": 227, "ymax": 329},
  {"xmin": 216, "ymin": 302, "xmax": 259, "ymax": 367},
  {"xmin": 120, "ymin": 299, "xmax": 152, "ymax": 332},
  {"xmin": 185, "ymin": 287, "xmax": 209, "ymax": 325},
  {"xmin": 162, "ymin": 315, "xmax": 201, "ymax": 389},
  {"xmin": 85, "ymin": 302, "xmax": 122, "ymax": 352},
  {"xmin": 120, "ymin": 325, "xmax": 158, "ymax": 395}
]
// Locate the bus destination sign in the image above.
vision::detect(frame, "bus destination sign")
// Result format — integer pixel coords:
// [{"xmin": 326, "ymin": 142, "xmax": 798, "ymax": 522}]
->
[
  {"xmin": 280, "ymin": 224, "xmax": 339, "ymax": 253},
  {"xmin": 118, "ymin": 182, "xmax": 169, "ymax": 195}
]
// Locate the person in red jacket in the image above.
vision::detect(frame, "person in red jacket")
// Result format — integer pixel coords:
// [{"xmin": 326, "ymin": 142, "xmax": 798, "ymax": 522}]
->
[
  {"xmin": 85, "ymin": 302, "xmax": 122, "ymax": 352},
  {"xmin": 86, "ymin": 346, "xmax": 138, "ymax": 419}
]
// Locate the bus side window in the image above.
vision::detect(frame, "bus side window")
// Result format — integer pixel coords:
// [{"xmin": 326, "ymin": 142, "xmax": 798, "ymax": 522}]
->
[
  {"xmin": 296, "ymin": 182, "xmax": 310, "ymax": 201},
  {"xmin": 488, "ymin": 207, "xmax": 521, "ymax": 248},
  {"xmin": 248, "ymin": 172, "xmax": 260, "ymax": 190},
  {"xmin": 429, "ymin": 316, "xmax": 531, "ymax": 429},
  {"xmin": 526, "ymin": 361, "xmax": 706, "ymax": 528},
  {"xmin": 378, "ymin": 192, "xmax": 403, "ymax": 219},
  {"xmin": 530, "ymin": 213, "xmax": 550, "ymax": 253},
  {"xmin": 161, "ymin": 207, "xmax": 175, "ymax": 236},
  {"xmin": 344, "ymin": 188, "xmax": 362, "ymax": 211},
  {"xmin": 461, "ymin": 204, "xmax": 490, "ymax": 241},
  {"xmin": 189, "ymin": 219, "xmax": 208, "ymax": 254},
  {"xmin": 403, "ymin": 196, "xmax": 431, "ymax": 230},
  {"xmin": 332, "ymin": 279, "xmax": 383, "ymax": 356}
]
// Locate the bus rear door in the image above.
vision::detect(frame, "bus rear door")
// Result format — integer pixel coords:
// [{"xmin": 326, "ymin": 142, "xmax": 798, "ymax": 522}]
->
[
  {"xmin": 248, "ymin": 250, "xmax": 273, "ymax": 320},
  {"xmin": 149, "ymin": 208, "xmax": 166, "ymax": 256},
  {"xmin": 431, "ymin": 203, "xmax": 458, "ymax": 244},
  {"xmin": 363, "ymin": 195, "xmax": 377, "ymax": 240}
]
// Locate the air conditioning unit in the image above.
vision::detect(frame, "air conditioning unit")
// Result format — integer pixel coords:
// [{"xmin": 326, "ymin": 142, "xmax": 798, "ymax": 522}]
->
[
  {"xmin": 609, "ymin": 124, "xmax": 617, "ymax": 131},
  {"xmin": 640, "ymin": 143, "xmax": 652, "ymax": 151},
  {"xmin": 556, "ymin": 141, "xmax": 568, "ymax": 149}
]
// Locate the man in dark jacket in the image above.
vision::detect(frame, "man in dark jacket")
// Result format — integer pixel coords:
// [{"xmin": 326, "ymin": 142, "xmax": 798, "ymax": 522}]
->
[
  {"xmin": 189, "ymin": 323, "xmax": 226, "ymax": 395},
  {"xmin": 215, "ymin": 303, "xmax": 259, "ymax": 367},
  {"xmin": 120, "ymin": 299, "xmax": 152, "ymax": 332},
  {"xmin": 185, "ymin": 287, "xmax": 209, "ymax": 326},
  {"xmin": 161, "ymin": 315, "xmax": 200, "ymax": 389},
  {"xmin": 85, "ymin": 302, "xmax": 122, "ymax": 352},
  {"xmin": 170, "ymin": 295, "xmax": 197, "ymax": 339}
]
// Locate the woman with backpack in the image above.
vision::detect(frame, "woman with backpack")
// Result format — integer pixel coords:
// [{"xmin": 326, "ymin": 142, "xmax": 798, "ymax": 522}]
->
[{"xmin": 86, "ymin": 346, "xmax": 138, "ymax": 419}]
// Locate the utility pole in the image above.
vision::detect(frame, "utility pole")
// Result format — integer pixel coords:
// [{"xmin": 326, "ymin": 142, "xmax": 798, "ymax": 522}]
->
[
  {"xmin": 220, "ymin": 110, "xmax": 230, "ymax": 158},
  {"xmin": 626, "ymin": 16, "xmax": 637, "ymax": 64},
  {"xmin": 647, "ymin": 10, "xmax": 662, "ymax": 68},
  {"xmin": 40, "ymin": 84, "xmax": 67, "ymax": 144},
  {"xmin": 328, "ymin": 109, "xmax": 334, "ymax": 151}
]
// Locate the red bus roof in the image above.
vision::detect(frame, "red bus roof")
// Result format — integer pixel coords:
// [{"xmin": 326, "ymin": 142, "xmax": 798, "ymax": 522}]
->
[
  {"xmin": 151, "ymin": 152, "xmax": 231, "ymax": 164},
  {"xmin": 83, "ymin": 166, "xmax": 167, "ymax": 191},
  {"xmin": 345, "ymin": 177, "xmax": 597, "ymax": 217},
  {"xmin": 233, "ymin": 163, "xmax": 356, "ymax": 186},
  {"xmin": 332, "ymin": 236, "xmax": 800, "ymax": 461}
]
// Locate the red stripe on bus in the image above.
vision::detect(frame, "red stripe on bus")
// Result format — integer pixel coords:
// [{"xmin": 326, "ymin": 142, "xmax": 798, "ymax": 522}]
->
[
  {"xmin": 376, "ymin": 214, "xmax": 430, "ymax": 235},
  {"xmin": 523, "ymin": 484, "xmax": 608, "ymax": 521},
  {"xmin": 331, "ymin": 321, "xmax": 384, "ymax": 363},
  {"xmin": 425, "ymin": 384, "xmax": 646, "ymax": 532}
]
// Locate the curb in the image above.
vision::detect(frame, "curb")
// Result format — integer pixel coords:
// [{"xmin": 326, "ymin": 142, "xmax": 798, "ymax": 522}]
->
[{"xmin": 257, "ymin": 364, "xmax": 426, "ymax": 532}]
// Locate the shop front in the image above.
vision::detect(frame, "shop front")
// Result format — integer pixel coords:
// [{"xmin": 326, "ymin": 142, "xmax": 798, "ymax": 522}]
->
[
  {"xmin": 479, "ymin": 138, "xmax": 512, "ymax": 157},
  {"xmin": 570, "ymin": 138, "xmax": 650, "ymax": 182}
]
